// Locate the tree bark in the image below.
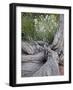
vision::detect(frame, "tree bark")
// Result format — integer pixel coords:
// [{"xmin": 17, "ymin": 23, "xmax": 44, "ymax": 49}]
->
[
  {"xmin": 51, "ymin": 14, "xmax": 64, "ymax": 65},
  {"xmin": 21, "ymin": 51, "xmax": 45, "ymax": 63},
  {"xmin": 22, "ymin": 41, "xmax": 35, "ymax": 55},
  {"xmin": 33, "ymin": 49, "xmax": 59, "ymax": 76}
]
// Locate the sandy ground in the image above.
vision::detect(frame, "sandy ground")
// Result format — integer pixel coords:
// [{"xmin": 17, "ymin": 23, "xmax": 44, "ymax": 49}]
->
[{"xmin": 59, "ymin": 65, "xmax": 64, "ymax": 75}]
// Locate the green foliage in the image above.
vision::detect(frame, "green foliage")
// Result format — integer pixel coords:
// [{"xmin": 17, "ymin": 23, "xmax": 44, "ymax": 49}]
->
[
  {"xmin": 21, "ymin": 13, "xmax": 60, "ymax": 43},
  {"xmin": 22, "ymin": 13, "xmax": 35, "ymax": 40}
]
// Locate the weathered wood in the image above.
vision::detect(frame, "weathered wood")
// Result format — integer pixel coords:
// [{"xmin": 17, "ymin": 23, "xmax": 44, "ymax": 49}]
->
[
  {"xmin": 22, "ymin": 41, "xmax": 35, "ymax": 55},
  {"xmin": 48, "ymin": 48, "xmax": 59, "ymax": 64},
  {"xmin": 37, "ymin": 41, "xmax": 49, "ymax": 46},
  {"xmin": 32, "ymin": 60, "xmax": 52, "ymax": 76},
  {"xmin": 51, "ymin": 15, "xmax": 64, "ymax": 66},
  {"xmin": 21, "ymin": 51, "xmax": 45, "ymax": 63},
  {"xmin": 21, "ymin": 62, "xmax": 43, "ymax": 77},
  {"xmin": 31, "ymin": 41, "xmax": 44, "ymax": 53},
  {"xmin": 32, "ymin": 48, "xmax": 59, "ymax": 76},
  {"xmin": 22, "ymin": 41, "xmax": 44, "ymax": 55},
  {"xmin": 21, "ymin": 51, "xmax": 46, "ymax": 77},
  {"xmin": 59, "ymin": 54, "xmax": 64, "ymax": 65},
  {"xmin": 51, "ymin": 14, "xmax": 64, "ymax": 51}
]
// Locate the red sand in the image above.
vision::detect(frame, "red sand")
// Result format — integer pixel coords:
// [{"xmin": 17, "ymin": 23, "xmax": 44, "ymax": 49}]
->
[{"xmin": 59, "ymin": 66, "xmax": 64, "ymax": 75}]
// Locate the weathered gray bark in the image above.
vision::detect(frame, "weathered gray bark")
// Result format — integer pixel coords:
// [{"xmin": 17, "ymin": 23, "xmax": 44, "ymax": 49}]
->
[
  {"xmin": 22, "ymin": 41, "xmax": 35, "ymax": 55},
  {"xmin": 52, "ymin": 15, "xmax": 64, "ymax": 51},
  {"xmin": 51, "ymin": 14, "xmax": 64, "ymax": 65},
  {"xmin": 21, "ymin": 51, "xmax": 45, "ymax": 63},
  {"xmin": 21, "ymin": 62, "xmax": 43, "ymax": 77},
  {"xmin": 37, "ymin": 41, "xmax": 49, "ymax": 46},
  {"xmin": 33, "ymin": 49, "xmax": 59, "ymax": 76},
  {"xmin": 22, "ymin": 41, "xmax": 44, "ymax": 55},
  {"xmin": 21, "ymin": 41, "xmax": 60, "ymax": 77}
]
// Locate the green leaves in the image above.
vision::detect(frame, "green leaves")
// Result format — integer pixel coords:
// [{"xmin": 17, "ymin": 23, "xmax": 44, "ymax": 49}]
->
[{"xmin": 21, "ymin": 13, "xmax": 60, "ymax": 43}]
